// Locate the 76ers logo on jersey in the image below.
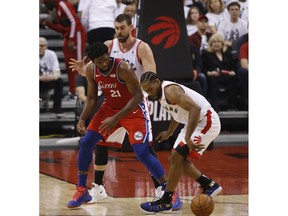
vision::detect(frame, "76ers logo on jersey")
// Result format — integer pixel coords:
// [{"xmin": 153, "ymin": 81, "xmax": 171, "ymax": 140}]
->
[
  {"xmin": 134, "ymin": 131, "xmax": 143, "ymax": 141},
  {"xmin": 148, "ymin": 16, "xmax": 180, "ymax": 49},
  {"xmin": 193, "ymin": 135, "xmax": 202, "ymax": 144}
]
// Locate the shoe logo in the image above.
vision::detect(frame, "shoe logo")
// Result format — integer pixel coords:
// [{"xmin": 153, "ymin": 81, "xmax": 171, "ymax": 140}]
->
[
  {"xmin": 209, "ymin": 181, "xmax": 215, "ymax": 187},
  {"xmin": 148, "ymin": 16, "xmax": 180, "ymax": 49}
]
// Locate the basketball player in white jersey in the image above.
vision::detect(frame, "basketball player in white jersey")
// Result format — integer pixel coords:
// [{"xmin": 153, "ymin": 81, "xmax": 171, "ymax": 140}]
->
[
  {"xmin": 139, "ymin": 72, "xmax": 223, "ymax": 213},
  {"xmin": 69, "ymin": 14, "xmax": 182, "ymax": 210}
]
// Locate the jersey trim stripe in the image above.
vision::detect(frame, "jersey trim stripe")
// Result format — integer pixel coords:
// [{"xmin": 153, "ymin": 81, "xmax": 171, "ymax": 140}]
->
[{"xmin": 201, "ymin": 110, "xmax": 212, "ymax": 134}]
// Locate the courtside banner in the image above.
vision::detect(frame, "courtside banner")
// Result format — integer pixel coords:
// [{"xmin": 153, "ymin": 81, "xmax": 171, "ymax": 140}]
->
[{"xmin": 138, "ymin": 0, "xmax": 193, "ymax": 80}]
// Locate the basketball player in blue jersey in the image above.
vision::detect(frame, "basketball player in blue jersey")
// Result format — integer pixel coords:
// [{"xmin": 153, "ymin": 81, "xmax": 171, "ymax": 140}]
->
[
  {"xmin": 139, "ymin": 72, "xmax": 222, "ymax": 213},
  {"xmin": 69, "ymin": 14, "xmax": 182, "ymax": 210}
]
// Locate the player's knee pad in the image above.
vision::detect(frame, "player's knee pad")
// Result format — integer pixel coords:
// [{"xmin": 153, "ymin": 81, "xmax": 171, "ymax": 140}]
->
[
  {"xmin": 175, "ymin": 144, "xmax": 190, "ymax": 159},
  {"xmin": 95, "ymin": 145, "xmax": 108, "ymax": 165}
]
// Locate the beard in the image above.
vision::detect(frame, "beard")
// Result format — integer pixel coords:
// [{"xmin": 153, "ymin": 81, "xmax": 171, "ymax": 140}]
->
[{"xmin": 117, "ymin": 34, "xmax": 129, "ymax": 43}]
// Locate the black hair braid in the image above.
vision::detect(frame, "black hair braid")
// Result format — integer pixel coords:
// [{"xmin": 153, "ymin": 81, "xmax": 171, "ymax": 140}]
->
[{"xmin": 140, "ymin": 71, "xmax": 160, "ymax": 83}]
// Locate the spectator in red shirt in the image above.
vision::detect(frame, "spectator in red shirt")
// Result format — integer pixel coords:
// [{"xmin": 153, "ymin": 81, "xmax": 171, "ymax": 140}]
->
[{"xmin": 41, "ymin": 0, "xmax": 86, "ymax": 98}]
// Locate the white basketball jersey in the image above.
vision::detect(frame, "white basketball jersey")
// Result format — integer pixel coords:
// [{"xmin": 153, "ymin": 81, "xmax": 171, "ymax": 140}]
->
[
  {"xmin": 159, "ymin": 81, "xmax": 212, "ymax": 125},
  {"xmin": 110, "ymin": 38, "xmax": 144, "ymax": 80}
]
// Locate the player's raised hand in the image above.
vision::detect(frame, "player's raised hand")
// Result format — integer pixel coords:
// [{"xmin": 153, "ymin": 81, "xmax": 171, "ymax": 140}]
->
[{"xmin": 69, "ymin": 56, "xmax": 88, "ymax": 77}]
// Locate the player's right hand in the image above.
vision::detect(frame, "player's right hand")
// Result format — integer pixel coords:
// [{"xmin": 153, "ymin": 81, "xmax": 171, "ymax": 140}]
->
[
  {"xmin": 76, "ymin": 119, "xmax": 86, "ymax": 135},
  {"xmin": 156, "ymin": 131, "xmax": 172, "ymax": 143},
  {"xmin": 69, "ymin": 56, "xmax": 87, "ymax": 77}
]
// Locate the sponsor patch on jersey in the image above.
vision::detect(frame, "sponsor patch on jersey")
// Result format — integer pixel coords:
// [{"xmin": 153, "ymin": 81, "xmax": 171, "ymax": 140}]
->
[
  {"xmin": 110, "ymin": 74, "xmax": 116, "ymax": 77},
  {"xmin": 134, "ymin": 131, "xmax": 143, "ymax": 141}
]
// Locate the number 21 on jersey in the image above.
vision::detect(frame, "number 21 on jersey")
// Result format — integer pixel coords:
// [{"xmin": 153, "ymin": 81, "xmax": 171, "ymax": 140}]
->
[{"xmin": 110, "ymin": 90, "xmax": 122, "ymax": 97}]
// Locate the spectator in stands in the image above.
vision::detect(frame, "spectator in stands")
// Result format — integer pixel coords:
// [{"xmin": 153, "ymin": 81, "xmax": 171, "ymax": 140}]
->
[
  {"xmin": 77, "ymin": 0, "xmax": 116, "ymax": 45},
  {"xmin": 190, "ymin": 0, "xmax": 208, "ymax": 14},
  {"xmin": 115, "ymin": 0, "xmax": 127, "ymax": 17},
  {"xmin": 205, "ymin": 0, "xmax": 229, "ymax": 33},
  {"xmin": 186, "ymin": 6, "xmax": 201, "ymax": 36},
  {"xmin": 201, "ymin": 33, "xmax": 238, "ymax": 112},
  {"xmin": 41, "ymin": 0, "xmax": 86, "ymax": 99},
  {"xmin": 188, "ymin": 15, "xmax": 213, "ymax": 54},
  {"xmin": 231, "ymin": 32, "xmax": 248, "ymax": 61},
  {"xmin": 123, "ymin": 4, "xmax": 137, "ymax": 37},
  {"xmin": 217, "ymin": 1, "xmax": 248, "ymax": 47},
  {"xmin": 39, "ymin": 37, "xmax": 64, "ymax": 116},
  {"xmin": 237, "ymin": 39, "xmax": 248, "ymax": 110},
  {"xmin": 188, "ymin": 44, "xmax": 208, "ymax": 97},
  {"xmin": 188, "ymin": 15, "xmax": 212, "ymax": 96},
  {"xmin": 240, "ymin": 6, "xmax": 248, "ymax": 22},
  {"xmin": 238, "ymin": 0, "xmax": 248, "ymax": 21}
]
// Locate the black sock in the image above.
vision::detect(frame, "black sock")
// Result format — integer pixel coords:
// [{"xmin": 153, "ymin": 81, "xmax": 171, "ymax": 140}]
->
[
  {"xmin": 151, "ymin": 174, "xmax": 161, "ymax": 188},
  {"xmin": 94, "ymin": 170, "xmax": 105, "ymax": 185},
  {"xmin": 196, "ymin": 174, "xmax": 212, "ymax": 188},
  {"xmin": 162, "ymin": 190, "xmax": 173, "ymax": 204}
]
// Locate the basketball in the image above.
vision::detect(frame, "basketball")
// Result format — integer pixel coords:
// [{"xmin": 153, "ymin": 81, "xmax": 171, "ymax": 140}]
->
[{"xmin": 190, "ymin": 194, "xmax": 214, "ymax": 216}]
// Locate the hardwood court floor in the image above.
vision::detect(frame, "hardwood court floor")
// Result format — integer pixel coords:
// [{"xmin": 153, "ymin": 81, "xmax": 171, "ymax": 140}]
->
[{"xmin": 40, "ymin": 146, "xmax": 248, "ymax": 215}]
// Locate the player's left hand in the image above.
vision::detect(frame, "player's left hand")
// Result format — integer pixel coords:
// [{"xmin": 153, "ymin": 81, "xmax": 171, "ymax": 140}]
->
[
  {"xmin": 156, "ymin": 131, "xmax": 172, "ymax": 143},
  {"xmin": 69, "ymin": 57, "xmax": 88, "ymax": 76},
  {"xmin": 186, "ymin": 139, "xmax": 205, "ymax": 151}
]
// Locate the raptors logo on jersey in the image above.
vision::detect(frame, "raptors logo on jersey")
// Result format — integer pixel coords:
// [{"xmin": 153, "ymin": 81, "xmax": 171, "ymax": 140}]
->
[{"xmin": 193, "ymin": 135, "xmax": 202, "ymax": 144}]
